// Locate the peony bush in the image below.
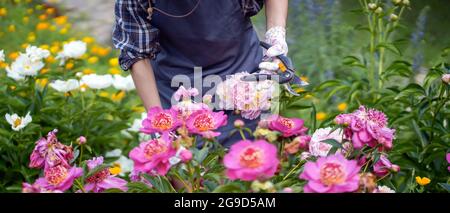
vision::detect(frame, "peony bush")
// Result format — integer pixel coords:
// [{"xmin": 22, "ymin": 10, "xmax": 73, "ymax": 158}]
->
[{"xmin": 0, "ymin": 0, "xmax": 448, "ymax": 193}]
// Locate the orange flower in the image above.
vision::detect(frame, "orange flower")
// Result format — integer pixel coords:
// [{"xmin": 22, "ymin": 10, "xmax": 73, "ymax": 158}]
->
[
  {"xmin": 54, "ymin": 16, "xmax": 68, "ymax": 25},
  {"xmin": 0, "ymin": 8, "xmax": 7, "ymax": 17},
  {"xmin": 337, "ymin": 103, "xmax": 348, "ymax": 112},
  {"xmin": 36, "ymin": 22, "xmax": 50, "ymax": 30},
  {"xmin": 9, "ymin": 52, "xmax": 19, "ymax": 60},
  {"xmin": 316, "ymin": 112, "xmax": 327, "ymax": 121},
  {"xmin": 415, "ymin": 176, "xmax": 430, "ymax": 186}
]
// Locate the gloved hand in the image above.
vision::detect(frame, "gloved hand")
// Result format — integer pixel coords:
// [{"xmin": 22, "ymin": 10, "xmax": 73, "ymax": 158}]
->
[{"xmin": 258, "ymin": 26, "xmax": 288, "ymax": 72}]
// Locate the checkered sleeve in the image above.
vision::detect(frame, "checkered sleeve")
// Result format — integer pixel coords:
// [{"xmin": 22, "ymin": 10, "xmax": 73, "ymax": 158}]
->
[{"xmin": 112, "ymin": 0, "xmax": 160, "ymax": 71}]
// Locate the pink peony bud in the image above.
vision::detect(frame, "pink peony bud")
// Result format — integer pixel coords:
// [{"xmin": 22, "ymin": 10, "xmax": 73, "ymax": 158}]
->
[
  {"xmin": 180, "ymin": 149, "xmax": 192, "ymax": 163},
  {"xmin": 391, "ymin": 164, "xmax": 400, "ymax": 172},
  {"xmin": 297, "ymin": 135, "xmax": 311, "ymax": 149},
  {"xmin": 283, "ymin": 187, "xmax": 293, "ymax": 193},
  {"xmin": 76, "ymin": 136, "xmax": 87, "ymax": 145},
  {"xmin": 442, "ymin": 74, "xmax": 450, "ymax": 84},
  {"xmin": 203, "ymin": 94, "xmax": 213, "ymax": 104},
  {"xmin": 234, "ymin": 119, "xmax": 245, "ymax": 129}
]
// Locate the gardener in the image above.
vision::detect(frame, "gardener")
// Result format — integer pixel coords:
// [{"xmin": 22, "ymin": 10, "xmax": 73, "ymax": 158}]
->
[{"xmin": 113, "ymin": 0, "xmax": 288, "ymax": 146}]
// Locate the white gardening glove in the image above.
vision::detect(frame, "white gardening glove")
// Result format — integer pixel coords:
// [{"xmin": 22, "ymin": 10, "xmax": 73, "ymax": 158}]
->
[{"xmin": 258, "ymin": 26, "xmax": 288, "ymax": 72}]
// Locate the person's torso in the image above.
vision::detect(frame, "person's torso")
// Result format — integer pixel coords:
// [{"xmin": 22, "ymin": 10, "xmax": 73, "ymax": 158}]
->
[{"xmin": 149, "ymin": 0, "xmax": 263, "ymax": 81}]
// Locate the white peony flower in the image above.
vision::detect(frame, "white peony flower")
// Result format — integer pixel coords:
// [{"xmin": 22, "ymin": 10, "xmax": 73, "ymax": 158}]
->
[
  {"xmin": 80, "ymin": 74, "xmax": 113, "ymax": 89},
  {"xmin": 112, "ymin": 74, "xmax": 135, "ymax": 91},
  {"xmin": 309, "ymin": 127, "xmax": 343, "ymax": 157},
  {"xmin": 6, "ymin": 67, "xmax": 25, "ymax": 81},
  {"xmin": 49, "ymin": 79, "xmax": 80, "ymax": 93},
  {"xmin": 5, "ymin": 112, "xmax": 32, "ymax": 131},
  {"xmin": 56, "ymin": 41, "xmax": 87, "ymax": 65},
  {"xmin": 25, "ymin": 45, "xmax": 50, "ymax": 62},
  {"xmin": 128, "ymin": 112, "xmax": 146, "ymax": 132},
  {"xmin": 373, "ymin": 185, "xmax": 395, "ymax": 193},
  {"xmin": 6, "ymin": 54, "xmax": 45, "ymax": 79},
  {"xmin": 0, "ymin": 49, "xmax": 5, "ymax": 62}
]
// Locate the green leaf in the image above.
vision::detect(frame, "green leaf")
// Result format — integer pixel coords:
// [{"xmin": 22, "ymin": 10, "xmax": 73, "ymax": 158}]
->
[
  {"xmin": 212, "ymin": 183, "xmax": 244, "ymax": 193},
  {"xmin": 377, "ymin": 42, "xmax": 402, "ymax": 56},
  {"xmin": 438, "ymin": 183, "xmax": 450, "ymax": 192}
]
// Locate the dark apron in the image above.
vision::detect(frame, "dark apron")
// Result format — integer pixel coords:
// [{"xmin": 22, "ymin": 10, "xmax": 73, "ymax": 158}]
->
[{"xmin": 150, "ymin": 0, "xmax": 263, "ymax": 147}]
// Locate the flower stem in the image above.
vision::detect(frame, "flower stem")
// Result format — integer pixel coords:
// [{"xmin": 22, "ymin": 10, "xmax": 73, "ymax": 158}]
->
[
  {"xmin": 78, "ymin": 145, "xmax": 84, "ymax": 166},
  {"xmin": 75, "ymin": 179, "xmax": 86, "ymax": 193},
  {"xmin": 283, "ymin": 160, "xmax": 304, "ymax": 181},
  {"xmin": 239, "ymin": 129, "xmax": 247, "ymax": 140}
]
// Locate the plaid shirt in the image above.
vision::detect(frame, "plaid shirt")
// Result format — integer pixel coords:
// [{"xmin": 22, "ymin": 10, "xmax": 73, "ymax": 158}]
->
[{"xmin": 112, "ymin": 0, "xmax": 264, "ymax": 71}]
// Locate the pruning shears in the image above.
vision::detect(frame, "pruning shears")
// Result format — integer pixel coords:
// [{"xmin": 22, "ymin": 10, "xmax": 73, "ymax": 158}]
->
[{"xmin": 241, "ymin": 41, "xmax": 309, "ymax": 96}]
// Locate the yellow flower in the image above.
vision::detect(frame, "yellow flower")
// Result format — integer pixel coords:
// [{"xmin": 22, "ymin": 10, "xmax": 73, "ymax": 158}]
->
[
  {"xmin": 49, "ymin": 25, "xmax": 57, "ymax": 31},
  {"xmin": 0, "ymin": 8, "xmax": 7, "ymax": 17},
  {"xmin": 40, "ymin": 44, "xmax": 50, "ymax": 50},
  {"xmin": 36, "ymin": 78, "xmax": 49, "ymax": 87},
  {"xmin": 39, "ymin": 14, "xmax": 47, "ymax": 21},
  {"xmin": 8, "ymin": 25, "xmax": 16, "ymax": 32},
  {"xmin": 9, "ymin": 52, "xmax": 19, "ymax": 60},
  {"xmin": 10, "ymin": 85, "xmax": 16, "ymax": 90},
  {"xmin": 23, "ymin": 16, "xmax": 29, "ymax": 23},
  {"xmin": 79, "ymin": 83, "xmax": 88, "ymax": 92},
  {"xmin": 111, "ymin": 91, "xmax": 126, "ymax": 102},
  {"xmin": 27, "ymin": 34, "xmax": 36, "ymax": 42},
  {"xmin": 36, "ymin": 22, "xmax": 50, "ymax": 30},
  {"xmin": 59, "ymin": 28, "xmax": 68, "ymax": 35},
  {"xmin": 40, "ymin": 68, "xmax": 49, "ymax": 74},
  {"xmin": 65, "ymin": 62, "xmax": 74, "ymax": 70},
  {"xmin": 45, "ymin": 56, "xmax": 56, "ymax": 63},
  {"xmin": 46, "ymin": 8, "xmax": 56, "ymax": 15},
  {"xmin": 109, "ymin": 68, "xmax": 121, "ymax": 75},
  {"xmin": 337, "ymin": 102, "xmax": 348, "ymax": 112},
  {"xmin": 27, "ymin": 8, "xmax": 33, "ymax": 15},
  {"xmin": 109, "ymin": 164, "xmax": 122, "ymax": 176},
  {"xmin": 82, "ymin": 36, "xmax": 95, "ymax": 44},
  {"xmin": 54, "ymin": 16, "xmax": 68, "ymax": 25},
  {"xmin": 83, "ymin": 68, "xmax": 94, "ymax": 75},
  {"xmin": 316, "ymin": 112, "xmax": 327, "ymax": 121},
  {"xmin": 109, "ymin": 58, "xmax": 119, "ymax": 67},
  {"xmin": 416, "ymin": 176, "xmax": 430, "ymax": 186},
  {"xmin": 87, "ymin": 56, "xmax": 99, "ymax": 64},
  {"xmin": 92, "ymin": 46, "xmax": 110, "ymax": 56},
  {"xmin": 50, "ymin": 45, "xmax": 60, "ymax": 54},
  {"xmin": 304, "ymin": 94, "xmax": 313, "ymax": 99},
  {"xmin": 0, "ymin": 62, "xmax": 7, "ymax": 69},
  {"xmin": 99, "ymin": 91, "xmax": 110, "ymax": 98},
  {"xmin": 21, "ymin": 43, "xmax": 30, "ymax": 49}
]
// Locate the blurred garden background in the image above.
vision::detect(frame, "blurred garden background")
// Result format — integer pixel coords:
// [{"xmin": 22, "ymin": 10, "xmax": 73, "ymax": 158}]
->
[{"xmin": 0, "ymin": 0, "xmax": 449, "ymax": 193}]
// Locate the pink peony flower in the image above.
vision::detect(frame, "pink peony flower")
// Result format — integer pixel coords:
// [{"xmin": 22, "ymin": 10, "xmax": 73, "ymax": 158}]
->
[
  {"xmin": 447, "ymin": 153, "xmax": 450, "ymax": 172},
  {"xmin": 299, "ymin": 153, "xmax": 360, "ymax": 193},
  {"xmin": 173, "ymin": 86, "xmax": 199, "ymax": 101},
  {"xmin": 442, "ymin": 74, "xmax": 450, "ymax": 84},
  {"xmin": 224, "ymin": 140, "xmax": 279, "ymax": 181},
  {"xmin": 180, "ymin": 149, "xmax": 192, "ymax": 163},
  {"xmin": 335, "ymin": 106, "xmax": 395, "ymax": 150},
  {"xmin": 22, "ymin": 182, "xmax": 62, "ymax": 193},
  {"xmin": 141, "ymin": 107, "xmax": 181, "ymax": 135},
  {"xmin": 34, "ymin": 165, "xmax": 83, "ymax": 192},
  {"xmin": 129, "ymin": 134, "xmax": 176, "ymax": 176},
  {"xmin": 29, "ymin": 129, "xmax": 73, "ymax": 170},
  {"xmin": 373, "ymin": 155, "xmax": 400, "ymax": 177},
  {"xmin": 84, "ymin": 156, "xmax": 128, "ymax": 193},
  {"xmin": 216, "ymin": 72, "xmax": 275, "ymax": 120},
  {"xmin": 268, "ymin": 115, "xmax": 308, "ymax": 137},
  {"xmin": 185, "ymin": 109, "xmax": 227, "ymax": 138},
  {"xmin": 309, "ymin": 127, "xmax": 343, "ymax": 157}
]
